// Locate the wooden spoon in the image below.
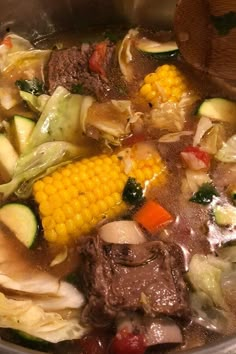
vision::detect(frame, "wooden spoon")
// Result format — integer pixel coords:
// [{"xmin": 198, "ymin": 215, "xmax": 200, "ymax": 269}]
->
[{"xmin": 175, "ymin": 0, "xmax": 236, "ymax": 81}]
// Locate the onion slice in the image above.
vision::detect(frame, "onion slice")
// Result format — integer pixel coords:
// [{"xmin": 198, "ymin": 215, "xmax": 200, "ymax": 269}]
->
[{"xmin": 99, "ymin": 220, "xmax": 146, "ymax": 244}]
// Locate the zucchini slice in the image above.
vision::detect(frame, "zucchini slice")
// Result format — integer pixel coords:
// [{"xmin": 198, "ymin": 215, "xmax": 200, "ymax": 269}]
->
[
  {"xmin": 0, "ymin": 134, "xmax": 18, "ymax": 182},
  {"xmin": 136, "ymin": 38, "xmax": 178, "ymax": 57},
  {"xmin": 17, "ymin": 330, "xmax": 45, "ymax": 343},
  {"xmin": 214, "ymin": 204, "xmax": 236, "ymax": 226},
  {"xmin": 197, "ymin": 98, "xmax": 236, "ymax": 124},
  {"xmin": 0, "ymin": 203, "xmax": 38, "ymax": 248},
  {"xmin": 11, "ymin": 115, "xmax": 36, "ymax": 154}
]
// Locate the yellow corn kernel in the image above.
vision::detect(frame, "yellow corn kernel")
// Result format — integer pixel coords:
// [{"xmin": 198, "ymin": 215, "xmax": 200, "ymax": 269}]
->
[
  {"xmin": 48, "ymin": 194, "xmax": 62, "ymax": 209},
  {"xmin": 43, "ymin": 176, "xmax": 53, "ymax": 184},
  {"xmin": 65, "ymin": 219, "xmax": 77, "ymax": 235},
  {"xmin": 144, "ymin": 73, "xmax": 158, "ymax": 84},
  {"xmin": 146, "ymin": 90, "xmax": 157, "ymax": 101},
  {"xmin": 33, "ymin": 147, "xmax": 167, "ymax": 245},
  {"xmin": 44, "ymin": 184, "xmax": 57, "ymax": 196},
  {"xmin": 53, "ymin": 208, "xmax": 66, "ymax": 223},
  {"xmin": 33, "ymin": 180, "xmax": 44, "ymax": 193},
  {"xmin": 35, "ymin": 191, "xmax": 47, "ymax": 203},
  {"xmin": 45, "ymin": 229, "xmax": 57, "ymax": 242},
  {"xmin": 140, "ymin": 64, "xmax": 192, "ymax": 107},
  {"xmin": 140, "ymin": 83, "xmax": 152, "ymax": 97},
  {"xmin": 51, "ymin": 171, "xmax": 62, "ymax": 181},
  {"xmin": 39, "ymin": 201, "xmax": 52, "ymax": 216}
]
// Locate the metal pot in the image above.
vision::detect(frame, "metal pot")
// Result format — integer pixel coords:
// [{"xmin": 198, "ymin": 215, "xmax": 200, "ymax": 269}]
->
[{"xmin": 0, "ymin": 0, "xmax": 235, "ymax": 353}]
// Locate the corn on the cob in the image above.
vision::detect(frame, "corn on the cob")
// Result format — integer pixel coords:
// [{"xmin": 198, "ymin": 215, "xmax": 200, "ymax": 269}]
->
[
  {"xmin": 140, "ymin": 64, "xmax": 189, "ymax": 107},
  {"xmin": 33, "ymin": 148, "xmax": 166, "ymax": 245}
]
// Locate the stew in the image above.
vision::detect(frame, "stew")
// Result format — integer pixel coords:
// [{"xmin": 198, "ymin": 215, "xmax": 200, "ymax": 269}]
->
[{"xmin": 0, "ymin": 26, "xmax": 235, "ymax": 354}]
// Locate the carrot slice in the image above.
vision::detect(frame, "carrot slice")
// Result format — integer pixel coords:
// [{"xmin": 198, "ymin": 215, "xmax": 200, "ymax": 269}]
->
[{"xmin": 134, "ymin": 200, "xmax": 173, "ymax": 233}]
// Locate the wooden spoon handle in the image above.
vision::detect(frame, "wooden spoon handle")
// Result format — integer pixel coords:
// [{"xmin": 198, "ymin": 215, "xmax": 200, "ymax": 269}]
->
[{"xmin": 175, "ymin": 0, "xmax": 236, "ymax": 80}]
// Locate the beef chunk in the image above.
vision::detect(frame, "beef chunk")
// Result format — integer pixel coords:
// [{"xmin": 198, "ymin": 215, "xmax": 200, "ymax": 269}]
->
[
  {"xmin": 79, "ymin": 237, "xmax": 189, "ymax": 327},
  {"xmin": 46, "ymin": 42, "xmax": 123, "ymax": 101}
]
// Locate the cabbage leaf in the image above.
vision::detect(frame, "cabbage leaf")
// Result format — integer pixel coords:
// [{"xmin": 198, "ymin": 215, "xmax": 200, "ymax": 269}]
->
[
  {"xmin": 189, "ymin": 291, "xmax": 231, "ymax": 333},
  {"xmin": 150, "ymin": 93, "xmax": 198, "ymax": 132},
  {"xmin": 85, "ymin": 99, "xmax": 135, "ymax": 145},
  {"xmin": 187, "ymin": 254, "xmax": 234, "ymax": 333},
  {"xmin": 217, "ymin": 245, "xmax": 236, "ymax": 262},
  {"xmin": 0, "ymin": 33, "xmax": 50, "ymax": 110},
  {"xmin": 0, "ymin": 226, "xmax": 87, "ymax": 342},
  {"xmin": 118, "ymin": 29, "xmax": 139, "ymax": 82},
  {"xmin": 199, "ymin": 124, "xmax": 225, "ymax": 155},
  {"xmin": 20, "ymin": 90, "xmax": 50, "ymax": 112},
  {"xmin": 151, "ymin": 102, "xmax": 185, "ymax": 132},
  {"xmin": 25, "ymin": 86, "xmax": 94, "ymax": 151},
  {"xmin": 0, "ymin": 34, "xmax": 33, "ymax": 71},
  {"xmin": 0, "ymin": 87, "xmax": 96, "ymax": 199},
  {"xmin": 187, "ymin": 254, "xmax": 231, "ymax": 309},
  {"xmin": 2, "ymin": 49, "xmax": 51, "ymax": 75},
  {"xmin": 216, "ymin": 135, "xmax": 236, "ymax": 163},
  {"xmin": 0, "ymin": 293, "xmax": 87, "ymax": 343}
]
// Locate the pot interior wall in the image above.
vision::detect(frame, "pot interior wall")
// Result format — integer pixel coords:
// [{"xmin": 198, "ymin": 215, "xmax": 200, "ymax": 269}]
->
[{"xmin": 0, "ymin": 0, "xmax": 176, "ymax": 40}]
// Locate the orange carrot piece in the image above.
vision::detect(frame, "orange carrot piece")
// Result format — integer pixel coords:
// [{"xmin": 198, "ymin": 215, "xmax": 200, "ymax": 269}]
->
[{"xmin": 134, "ymin": 200, "xmax": 173, "ymax": 233}]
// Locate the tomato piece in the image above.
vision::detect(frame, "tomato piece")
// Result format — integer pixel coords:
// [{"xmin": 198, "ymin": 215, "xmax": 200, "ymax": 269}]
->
[
  {"xmin": 1, "ymin": 36, "xmax": 13, "ymax": 48},
  {"xmin": 181, "ymin": 146, "xmax": 211, "ymax": 170},
  {"xmin": 80, "ymin": 330, "xmax": 110, "ymax": 354},
  {"xmin": 89, "ymin": 42, "xmax": 107, "ymax": 77},
  {"xmin": 109, "ymin": 330, "xmax": 146, "ymax": 354}
]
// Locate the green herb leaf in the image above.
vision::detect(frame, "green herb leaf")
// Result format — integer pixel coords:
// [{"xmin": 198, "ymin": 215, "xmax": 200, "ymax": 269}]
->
[
  {"xmin": 211, "ymin": 12, "xmax": 236, "ymax": 35},
  {"xmin": 71, "ymin": 83, "xmax": 84, "ymax": 95},
  {"xmin": 190, "ymin": 183, "xmax": 219, "ymax": 205},
  {"xmin": 15, "ymin": 78, "xmax": 45, "ymax": 96},
  {"xmin": 122, "ymin": 177, "xmax": 144, "ymax": 205}
]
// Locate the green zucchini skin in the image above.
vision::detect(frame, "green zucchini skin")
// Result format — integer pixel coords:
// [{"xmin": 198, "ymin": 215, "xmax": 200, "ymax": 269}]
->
[
  {"xmin": 197, "ymin": 98, "xmax": 236, "ymax": 124},
  {"xmin": 0, "ymin": 202, "xmax": 38, "ymax": 248}
]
